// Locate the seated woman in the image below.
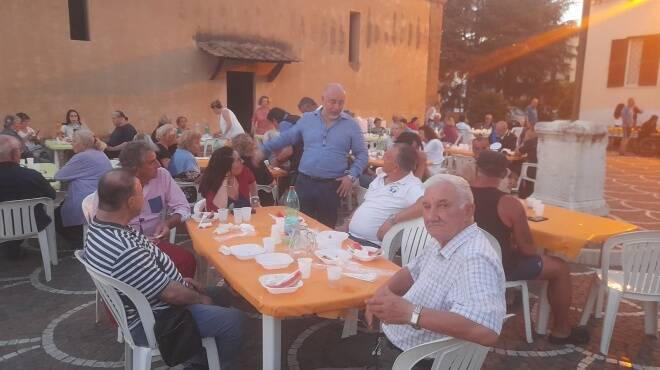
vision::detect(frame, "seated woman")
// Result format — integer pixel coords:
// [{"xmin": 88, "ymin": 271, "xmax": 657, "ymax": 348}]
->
[
  {"xmin": 232, "ymin": 133, "xmax": 275, "ymax": 205},
  {"xmin": 153, "ymin": 124, "xmax": 178, "ymax": 168},
  {"xmin": 54, "ymin": 130, "xmax": 112, "ymax": 244},
  {"xmin": 420, "ymin": 125, "xmax": 445, "ymax": 175},
  {"xmin": 395, "ymin": 132, "xmax": 429, "ymax": 180},
  {"xmin": 199, "ymin": 147, "xmax": 254, "ymax": 210},
  {"xmin": 59, "ymin": 109, "xmax": 88, "ymax": 140},
  {"xmin": 168, "ymin": 130, "xmax": 202, "ymax": 182}
]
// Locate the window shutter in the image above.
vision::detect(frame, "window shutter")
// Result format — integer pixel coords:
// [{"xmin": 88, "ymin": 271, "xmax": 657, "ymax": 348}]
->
[
  {"xmin": 607, "ymin": 39, "xmax": 628, "ymax": 87},
  {"xmin": 639, "ymin": 35, "xmax": 660, "ymax": 86}
]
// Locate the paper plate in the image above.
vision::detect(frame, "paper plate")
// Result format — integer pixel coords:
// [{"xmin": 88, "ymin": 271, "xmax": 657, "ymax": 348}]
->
[
  {"xmin": 314, "ymin": 248, "xmax": 352, "ymax": 265},
  {"xmin": 259, "ymin": 273, "xmax": 303, "ymax": 294},
  {"xmin": 255, "ymin": 253, "xmax": 294, "ymax": 270},
  {"xmin": 229, "ymin": 244, "xmax": 264, "ymax": 260}
]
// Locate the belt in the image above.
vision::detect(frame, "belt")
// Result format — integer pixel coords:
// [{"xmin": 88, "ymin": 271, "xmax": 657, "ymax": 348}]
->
[{"xmin": 299, "ymin": 172, "xmax": 337, "ymax": 183}]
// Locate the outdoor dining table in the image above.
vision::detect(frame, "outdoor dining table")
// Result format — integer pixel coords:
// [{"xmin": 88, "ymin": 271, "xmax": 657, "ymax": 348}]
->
[
  {"xmin": 44, "ymin": 139, "xmax": 73, "ymax": 169},
  {"xmin": 445, "ymin": 145, "xmax": 525, "ymax": 162},
  {"xmin": 186, "ymin": 206, "xmax": 399, "ymax": 370}
]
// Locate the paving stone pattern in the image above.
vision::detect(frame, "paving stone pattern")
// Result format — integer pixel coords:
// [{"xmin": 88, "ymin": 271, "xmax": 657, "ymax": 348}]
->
[{"xmin": 1, "ymin": 153, "xmax": 658, "ymax": 369}]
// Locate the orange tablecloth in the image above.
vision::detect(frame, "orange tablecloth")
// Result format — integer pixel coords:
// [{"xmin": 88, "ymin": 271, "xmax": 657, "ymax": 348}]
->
[
  {"xmin": 196, "ymin": 157, "xmax": 209, "ymax": 169},
  {"xmin": 187, "ymin": 206, "xmax": 399, "ymax": 318},
  {"xmin": 445, "ymin": 147, "xmax": 524, "ymax": 161},
  {"xmin": 526, "ymin": 204, "xmax": 638, "ymax": 260}
]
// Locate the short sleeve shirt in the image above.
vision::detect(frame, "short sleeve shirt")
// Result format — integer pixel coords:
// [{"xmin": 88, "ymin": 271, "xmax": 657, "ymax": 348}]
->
[{"xmin": 108, "ymin": 123, "xmax": 137, "ymax": 147}]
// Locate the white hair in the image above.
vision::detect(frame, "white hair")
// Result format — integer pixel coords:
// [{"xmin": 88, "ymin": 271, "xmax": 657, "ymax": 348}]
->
[
  {"xmin": 72, "ymin": 129, "xmax": 96, "ymax": 150},
  {"xmin": 155, "ymin": 123, "xmax": 176, "ymax": 141},
  {"xmin": 423, "ymin": 174, "xmax": 474, "ymax": 207}
]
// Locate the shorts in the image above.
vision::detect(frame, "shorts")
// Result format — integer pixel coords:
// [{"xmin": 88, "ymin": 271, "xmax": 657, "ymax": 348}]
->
[
  {"xmin": 505, "ymin": 255, "xmax": 543, "ymax": 281},
  {"xmin": 622, "ymin": 125, "xmax": 632, "ymax": 139}
]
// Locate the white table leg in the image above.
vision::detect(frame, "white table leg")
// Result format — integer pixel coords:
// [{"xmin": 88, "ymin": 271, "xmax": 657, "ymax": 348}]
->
[
  {"xmin": 262, "ymin": 315, "xmax": 281, "ymax": 370},
  {"xmin": 53, "ymin": 151, "xmax": 61, "ymax": 169}
]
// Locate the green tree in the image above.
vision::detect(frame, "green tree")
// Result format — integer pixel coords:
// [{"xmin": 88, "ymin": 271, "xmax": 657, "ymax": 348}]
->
[{"xmin": 440, "ymin": 0, "xmax": 576, "ymax": 117}]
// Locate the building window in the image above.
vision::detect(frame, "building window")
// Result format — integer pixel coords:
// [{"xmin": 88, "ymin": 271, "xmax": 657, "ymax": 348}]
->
[
  {"xmin": 68, "ymin": 0, "xmax": 89, "ymax": 41},
  {"xmin": 349, "ymin": 12, "xmax": 361, "ymax": 66},
  {"xmin": 608, "ymin": 34, "xmax": 660, "ymax": 87}
]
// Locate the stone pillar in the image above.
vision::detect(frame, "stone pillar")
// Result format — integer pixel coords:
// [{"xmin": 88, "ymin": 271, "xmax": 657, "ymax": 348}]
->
[{"xmin": 532, "ymin": 120, "xmax": 609, "ymax": 216}]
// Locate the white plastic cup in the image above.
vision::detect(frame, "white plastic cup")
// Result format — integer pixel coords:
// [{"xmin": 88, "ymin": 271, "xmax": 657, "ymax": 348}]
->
[
  {"xmin": 217, "ymin": 208, "xmax": 228, "ymax": 223},
  {"xmin": 525, "ymin": 197, "xmax": 536, "ymax": 209},
  {"xmin": 26, "ymin": 157, "xmax": 34, "ymax": 166},
  {"xmin": 233, "ymin": 210, "xmax": 243, "ymax": 224},
  {"xmin": 270, "ymin": 225, "xmax": 282, "ymax": 242},
  {"xmin": 275, "ymin": 219, "xmax": 285, "ymax": 234},
  {"xmin": 241, "ymin": 207, "xmax": 252, "ymax": 222},
  {"xmin": 533, "ymin": 203, "xmax": 545, "ymax": 218},
  {"xmin": 263, "ymin": 237, "xmax": 277, "ymax": 253},
  {"xmin": 327, "ymin": 266, "xmax": 342, "ymax": 288},
  {"xmin": 298, "ymin": 258, "xmax": 312, "ymax": 279}
]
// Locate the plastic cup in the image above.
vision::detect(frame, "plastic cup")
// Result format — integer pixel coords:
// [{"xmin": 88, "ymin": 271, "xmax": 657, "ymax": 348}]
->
[
  {"xmin": 263, "ymin": 237, "xmax": 277, "ymax": 253},
  {"xmin": 233, "ymin": 210, "xmax": 243, "ymax": 224},
  {"xmin": 216, "ymin": 208, "xmax": 228, "ymax": 223},
  {"xmin": 270, "ymin": 225, "xmax": 282, "ymax": 242},
  {"xmin": 26, "ymin": 158, "xmax": 34, "ymax": 166},
  {"xmin": 327, "ymin": 266, "xmax": 342, "ymax": 288},
  {"xmin": 525, "ymin": 197, "xmax": 536, "ymax": 209},
  {"xmin": 241, "ymin": 207, "xmax": 252, "ymax": 222},
  {"xmin": 298, "ymin": 258, "xmax": 312, "ymax": 279},
  {"xmin": 533, "ymin": 203, "xmax": 545, "ymax": 218}
]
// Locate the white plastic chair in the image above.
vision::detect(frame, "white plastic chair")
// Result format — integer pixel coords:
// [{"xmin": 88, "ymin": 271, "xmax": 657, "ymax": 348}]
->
[
  {"xmin": 74, "ymin": 250, "xmax": 221, "ymax": 370},
  {"xmin": 381, "ymin": 217, "xmax": 434, "ymax": 266},
  {"xmin": 513, "ymin": 163, "xmax": 537, "ymax": 194},
  {"xmin": 257, "ymin": 184, "xmax": 279, "ymax": 205},
  {"xmin": 193, "ymin": 199, "xmax": 207, "ymax": 214},
  {"xmin": 578, "ymin": 231, "xmax": 660, "ymax": 354},
  {"xmin": 81, "ymin": 192, "xmax": 103, "ymax": 324},
  {"xmin": 203, "ymin": 139, "xmax": 226, "ymax": 156},
  {"xmin": 0, "ymin": 197, "xmax": 55, "ymax": 281},
  {"xmin": 393, "ymin": 336, "xmax": 488, "ymax": 370}
]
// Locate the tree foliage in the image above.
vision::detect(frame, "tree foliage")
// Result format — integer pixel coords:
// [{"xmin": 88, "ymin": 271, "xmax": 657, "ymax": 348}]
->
[{"xmin": 440, "ymin": 0, "xmax": 577, "ymax": 118}]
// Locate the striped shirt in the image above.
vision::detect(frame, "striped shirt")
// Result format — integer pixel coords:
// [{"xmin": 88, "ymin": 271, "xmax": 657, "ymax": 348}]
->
[
  {"xmin": 382, "ymin": 223, "xmax": 506, "ymax": 351},
  {"xmin": 83, "ymin": 218, "xmax": 184, "ymax": 330}
]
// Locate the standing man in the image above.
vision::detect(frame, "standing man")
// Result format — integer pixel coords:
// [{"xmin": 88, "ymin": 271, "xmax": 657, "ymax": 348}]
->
[
  {"xmin": 258, "ymin": 83, "xmax": 368, "ymax": 227},
  {"xmin": 620, "ymin": 97, "xmax": 643, "ymax": 155},
  {"xmin": 104, "ymin": 110, "xmax": 137, "ymax": 159},
  {"xmin": 526, "ymin": 98, "xmax": 539, "ymax": 126}
]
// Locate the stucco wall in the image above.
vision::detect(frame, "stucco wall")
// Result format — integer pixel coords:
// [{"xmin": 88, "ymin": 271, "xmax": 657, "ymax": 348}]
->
[
  {"xmin": 579, "ymin": 0, "xmax": 660, "ymax": 125},
  {"xmin": 0, "ymin": 0, "xmax": 438, "ymax": 137}
]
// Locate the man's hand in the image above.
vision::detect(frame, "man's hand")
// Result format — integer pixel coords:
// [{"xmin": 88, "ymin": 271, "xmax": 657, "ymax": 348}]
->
[
  {"xmin": 183, "ymin": 278, "xmax": 204, "ymax": 293},
  {"xmin": 199, "ymin": 294, "xmax": 213, "ymax": 305},
  {"xmin": 336, "ymin": 175, "xmax": 354, "ymax": 197},
  {"xmin": 365, "ymin": 287, "xmax": 415, "ymax": 325},
  {"xmin": 152, "ymin": 224, "xmax": 170, "ymax": 240},
  {"xmin": 376, "ymin": 218, "xmax": 395, "ymax": 241}
]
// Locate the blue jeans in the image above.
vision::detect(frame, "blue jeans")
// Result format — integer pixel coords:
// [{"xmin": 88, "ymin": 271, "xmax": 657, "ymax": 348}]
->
[
  {"xmin": 295, "ymin": 173, "xmax": 341, "ymax": 228},
  {"xmin": 130, "ymin": 287, "xmax": 244, "ymax": 370}
]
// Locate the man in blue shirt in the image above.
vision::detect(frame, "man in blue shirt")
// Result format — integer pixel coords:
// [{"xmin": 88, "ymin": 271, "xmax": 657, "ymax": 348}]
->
[
  {"xmin": 526, "ymin": 98, "xmax": 539, "ymax": 126},
  {"xmin": 257, "ymin": 83, "xmax": 368, "ymax": 227}
]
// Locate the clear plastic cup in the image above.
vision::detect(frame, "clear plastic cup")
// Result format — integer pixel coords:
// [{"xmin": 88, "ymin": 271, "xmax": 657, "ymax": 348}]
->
[
  {"xmin": 327, "ymin": 266, "xmax": 342, "ymax": 288},
  {"xmin": 233, "ymin": 210, "xmax": 243, "ymax": 224},
  {"xmin": 263, "ymin": 237, "xmax": 277, "ymax": 253},
  {"xmin": 217, "ymin": 208, "xmax": 228, "ymax": 223},
  {"xmin": 533, "ymin": 203, "xmax": 545, "ymax": 218},
  {"xmin": 298, "ymin": 258, "xmax": 312, "ymax": 279},
  {"xmin": 241, "ymin": 207, "xmax": 252, "ymax": 222},
  {"xmin": 525, "ymin": 197, "xmax": 536, "ymax": 209}
]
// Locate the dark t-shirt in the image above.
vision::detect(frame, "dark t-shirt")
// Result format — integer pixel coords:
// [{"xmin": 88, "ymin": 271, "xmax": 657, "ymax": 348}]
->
[
  {"xmin": 0, "ymin": 162, "xmax": 56, "ymax": 229},
  {"xmin": 106, "ymin": 123, "xmax": 137, "ymax": 158},
  {"xmin": 155, "ymin": 143, "xmax": 177, "ymax": 165}
]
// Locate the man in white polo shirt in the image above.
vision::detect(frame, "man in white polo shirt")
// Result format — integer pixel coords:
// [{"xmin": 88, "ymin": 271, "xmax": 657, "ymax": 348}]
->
[{"xmin": 344, "ymin": 144, "xmax": 424, "ymax": 247}]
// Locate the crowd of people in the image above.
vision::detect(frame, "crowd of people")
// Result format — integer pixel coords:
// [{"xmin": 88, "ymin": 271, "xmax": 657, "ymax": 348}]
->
[{"xmin": 1, "ymin": 85, "xmax": 595, "ymax": 369}]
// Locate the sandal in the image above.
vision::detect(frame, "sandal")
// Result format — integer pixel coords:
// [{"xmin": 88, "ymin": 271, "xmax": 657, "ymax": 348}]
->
[{"xmin": 548, "ymin": 327, "xmax": 590, "ymax": 345}]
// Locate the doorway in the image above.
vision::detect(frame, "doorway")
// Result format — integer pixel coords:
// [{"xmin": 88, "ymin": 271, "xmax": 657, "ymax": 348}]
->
[{"xmin": 226, "ymin": 71, "xmax": 255, "ymax": 133}]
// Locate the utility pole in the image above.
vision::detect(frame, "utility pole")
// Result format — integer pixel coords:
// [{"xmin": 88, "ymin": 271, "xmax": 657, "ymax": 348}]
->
[{"xmin": 571, "ymin": 0, "xmax": 592, "ymax": 120}]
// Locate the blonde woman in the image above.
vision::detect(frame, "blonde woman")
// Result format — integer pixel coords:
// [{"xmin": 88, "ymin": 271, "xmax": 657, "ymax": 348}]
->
[{"xmin": 168, "ymin": 130, "xmax": 202, "ymax": 181}]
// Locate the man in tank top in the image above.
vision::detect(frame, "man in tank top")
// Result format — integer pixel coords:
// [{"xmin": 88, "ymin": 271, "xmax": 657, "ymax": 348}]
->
[{"xmin": 470, "ymin": 151, "xmax": 589, "ymax": 345}]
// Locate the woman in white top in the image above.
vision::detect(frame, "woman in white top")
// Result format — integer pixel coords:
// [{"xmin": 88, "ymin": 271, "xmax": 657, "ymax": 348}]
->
[
  {"xmin": 210, "ymin": 99, "xmax": 245, "ymax": 139},
  {"xmin": 60, "ymin": 109, "xmax": 87, "ymax": 140},
  {"xmin": 420, "ymin": 125, "xmax": 445, "ymax": 175}
]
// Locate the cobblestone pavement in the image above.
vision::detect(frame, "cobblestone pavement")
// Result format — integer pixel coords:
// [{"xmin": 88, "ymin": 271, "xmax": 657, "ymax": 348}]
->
[{"xmin": 1, "ymin": 152, "xmax": 658, "ymax": 370}]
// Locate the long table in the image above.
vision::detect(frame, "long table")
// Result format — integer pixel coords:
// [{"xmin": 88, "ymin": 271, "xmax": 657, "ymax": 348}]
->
[
  {"xmin": 187, "ymin": 206, "xmax": 399, "ymax": 370},
  {"xmin": 44, "ymin": 139, "xmax": 73, "ymax": 169}
]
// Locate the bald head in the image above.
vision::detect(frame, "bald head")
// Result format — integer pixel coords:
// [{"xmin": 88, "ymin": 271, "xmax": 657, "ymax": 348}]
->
[
  {"xmin": 97, "ymin": 169, "xmax": 141, "ymax": 212},
  {"xmin": 321, "ymin": 83, "xmax": 346, "ymax": 121},
  {"xmin": 495, "ymin": 121, "xmax": 508, "ymax": 136},
  {"xmin": 0, "ymin": 135, "xmax": 21, "ymax": 163}
]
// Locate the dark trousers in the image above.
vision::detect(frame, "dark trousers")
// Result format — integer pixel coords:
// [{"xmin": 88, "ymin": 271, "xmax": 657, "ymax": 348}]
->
[
  {"xmin": 55, "ymin": 204, "xmax": 84, "ymax": 246},
  {"xmin": 295, "ymin": 173, "xmax": 340, "ymax": 228}
]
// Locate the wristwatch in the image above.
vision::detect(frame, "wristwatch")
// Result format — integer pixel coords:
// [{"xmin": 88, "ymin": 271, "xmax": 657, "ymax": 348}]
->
[
  {"xmin": 409, "ymin": 304, "xmax": 423, "ymax": 329},
  {"xmin": 386, "ymin": 214, "xmax": 397, "ymax": 225}
]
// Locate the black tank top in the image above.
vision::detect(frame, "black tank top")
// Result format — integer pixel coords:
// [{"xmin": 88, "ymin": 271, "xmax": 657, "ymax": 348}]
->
[{"xmin": 471, "ymin": 186, "xmax": 517, "ymax": 272}]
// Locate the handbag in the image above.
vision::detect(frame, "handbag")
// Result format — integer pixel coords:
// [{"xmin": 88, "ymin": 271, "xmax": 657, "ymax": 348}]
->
[{"xmin": 151, "ymin": 257, "xmax": 203, "ymax": 366}]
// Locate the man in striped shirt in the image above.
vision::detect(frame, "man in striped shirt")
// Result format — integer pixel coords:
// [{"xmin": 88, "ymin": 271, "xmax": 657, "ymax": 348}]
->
[
  {"xmin": 84, "ymin": 169, "xmax": 244, "ymax": 370},
  {"xmin": 365, "ymin": 175, "xmax": 506, "ymax": 369}
]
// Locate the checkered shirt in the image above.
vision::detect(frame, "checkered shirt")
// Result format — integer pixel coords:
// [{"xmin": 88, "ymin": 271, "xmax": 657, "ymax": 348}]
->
[{"xmin": 382, "ymin": 223, "xmax": 506, "ymax": 351}]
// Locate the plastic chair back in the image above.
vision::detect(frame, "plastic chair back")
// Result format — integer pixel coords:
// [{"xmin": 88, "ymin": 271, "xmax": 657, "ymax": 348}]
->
[
  {"xmin": 601, "ymin": 231, "xmax": 660, "ymax": 295},
  {"xmin": 0, "ymin": 197, "xmax": 52, "ymax": 241},
  {"xmin": 75, "ymin": 250, "xmax": 157, "ymax": 349},
  {"xmin": 81, "ymin": 192, "xmax": 98, "ymax": 224},
  {"xmin": 381, "ymin": 217, "xmax": 434, "ymax": 266},
  {"xmin": 193, "ymin": 199, "xmax": 207, "ymax": 214},
  {"xmin": 393, "ymin": 336, "xmax": 488, "ymax": 370}
]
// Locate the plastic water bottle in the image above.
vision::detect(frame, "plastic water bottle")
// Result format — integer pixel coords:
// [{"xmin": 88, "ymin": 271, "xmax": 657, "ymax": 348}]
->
[
  {"xmin": 284, "ymin": 186, "xmax": 300, "ymax": 243},
  {"xmin": 204, "ymin": 124, "xmax": 210, "ymax": 135}
]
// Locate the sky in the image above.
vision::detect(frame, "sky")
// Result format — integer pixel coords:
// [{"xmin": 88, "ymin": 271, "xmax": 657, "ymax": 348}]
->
[{"xmin": 563, "ymin": 0, "xmax": 584, "ymax": 23}]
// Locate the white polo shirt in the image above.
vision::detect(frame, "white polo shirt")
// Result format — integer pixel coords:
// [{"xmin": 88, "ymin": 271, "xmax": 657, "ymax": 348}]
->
[{"xmin": 349, "ymin": 172, "xmax": 424, "ymax": 245}]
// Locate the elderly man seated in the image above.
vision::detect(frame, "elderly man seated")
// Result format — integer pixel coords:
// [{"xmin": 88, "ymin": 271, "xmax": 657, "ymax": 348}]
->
[
  {"xmin": 0, "ymin": 135, "xmax": 56, "ymax": 259},
  {"xmin": 84, "ymin": 170, "xmax": 244, "ymax": 370},
  {"xmin": 454, "ymin": 136, "xmax": 511, "ymax": 193},
  {"xmin": 471, "ymin": 151, "xmax": 589, "ymax": 345},
  {"xmin": 114, "ymin": 141, "xmax": 197, "ymax": 277},
  {"xmin": 339, "ymin": 144, "xmax": 424, "ymax": 248},
  {"xmin": 365, "ymin": 175, "xmax": 506, "ymax": 368},
  {"xmin": 489, "ymin": 121, "xmax": 517, "ymax": 152}
]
